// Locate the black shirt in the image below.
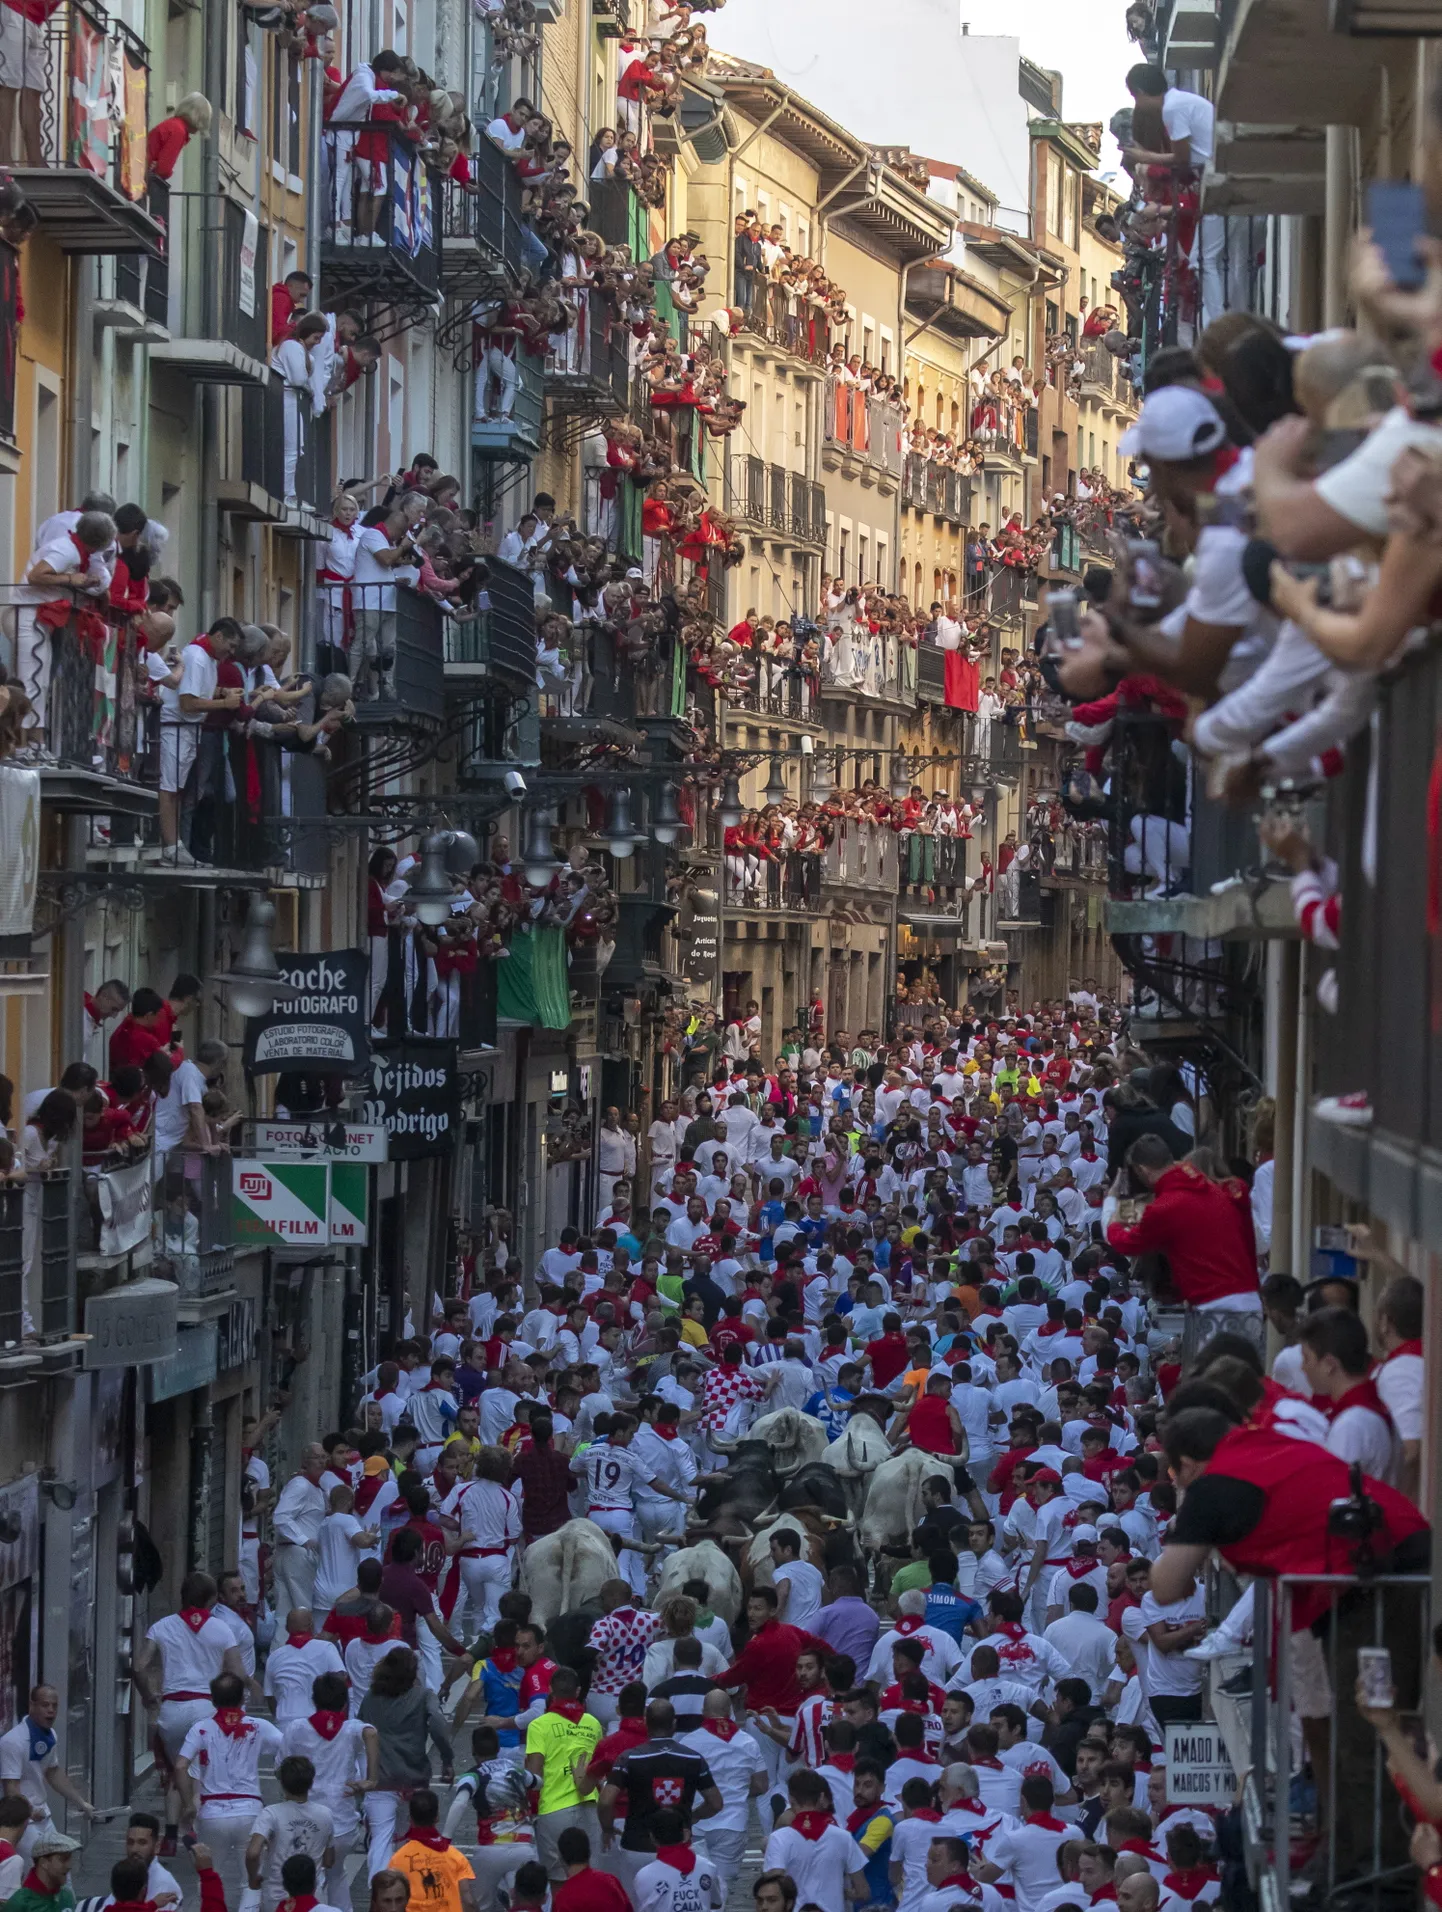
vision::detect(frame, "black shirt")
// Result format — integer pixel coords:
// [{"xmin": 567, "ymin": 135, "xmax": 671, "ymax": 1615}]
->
[
  {"xmin": 1169, "ymin": 1473, "xmax": 1266, "ymax": 1546},
  {"xmin": 912, "ymin": 1506, "xmax": 968, "ymax": 1554},
  {"xmin": 610, "ymin": 1737, "xmax": 717, "ymax": 1849},
  {"xmin": 651, "ymin": 1672, "xmax": 715, "ymax": 1730}
]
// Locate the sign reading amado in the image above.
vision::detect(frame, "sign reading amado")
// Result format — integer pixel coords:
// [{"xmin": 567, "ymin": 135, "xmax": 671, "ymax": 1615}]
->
[
  {"xmin": 359, "ymin": 1040, "xmax": 462, "ymax": 1159},
  {"xmin": 243, "ymin": 949, "xmax": 370, "ymax": 1075}
]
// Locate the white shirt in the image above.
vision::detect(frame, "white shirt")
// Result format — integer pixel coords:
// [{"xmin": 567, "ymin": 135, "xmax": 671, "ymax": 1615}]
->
[
  {"xmin": 0, "ymin": 1720, "xmax": 56, "ymax": 1810},
  {"xmin": 211, "ymin": 1601, "xmax": 257, "ymax": 1679},
  {"xmin": 273, "ymin": 1472, "xmax": 328, "ymax": 1548},
  {"xmin": 153, "ymin": 1056, "xmax": 207, "ymax": 1153},
  {"xmin": 1161, "ymin": 85, "xmax": 1215, "ymax": 164},
  {"xmin": 987, "ymin": 1814, "xmax": 1075, "ymax": 1912},
  {"xmin": 101, "ymin": 1860, "xmax": 182, "ymax": 1911},
  {"xmin": 774, "ymin": 1559, "xmax": 825, "ymax": 1628},
  {"xmin": 352, "ymin": 524, "xmax": 400, "ymax": 611},
  {"xmin": 263, "ymin": 1636, "xmax": 347, "ymax": 1722},
  {"xmin": 762, "ymin": 1823, "xmax": 867, "ymax": 1908},
  {"xmin": 1042, "ymin": 1610, "xmax": 1117, "ymax": 1701},
  {"xmin": 1326, "ymin": 1397, "xmax": 1398, "ymax": 1484},
  {"xmin": 280, "ymin": 1714, "xmax": 372, "ymax": 1836},
  {"xmin": 177, "ymin": 1713, "xmax": 284, "ymax": 1811},
  {"xmin": 1375, "ymin": 1349, "xmax": 1424, "ymax": 1443},
  {"xmin": 633, "ymin": 1852, "xmax": 725, "ymax": 1912},
  {"xmin": 164, "ymin": 638, "xmax": 219, "ymax": 727},
  {"xmin": 249, "ymin": 1797, "xmax": 335, "ymax": 1906},
  {"xmin": 1137, "ymin": 1585, "xmax": 1206, "ymax": 1697},
  {"xmin": 678, "ymin": 1723, "xmax": 765, "ymax": 1831},
  {"xmin": 147, "ymin": 1609, "xmax": 235, "ymax": 1699}
]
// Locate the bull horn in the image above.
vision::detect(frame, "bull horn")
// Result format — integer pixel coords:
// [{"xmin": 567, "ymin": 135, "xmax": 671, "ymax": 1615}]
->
[
  {"xmin": 709, "ymin": 1436, "xmax": 738, "ymax": 1454},
  {"xmin": 818, "ymin": 1513, "xmax": 852, "ymax": 1528}
]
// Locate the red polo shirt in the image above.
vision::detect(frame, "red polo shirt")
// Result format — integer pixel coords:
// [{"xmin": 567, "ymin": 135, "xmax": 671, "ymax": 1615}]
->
[{"xmin": 717, "ymin": 1619, "xmax": 820, "ymax": 1713}]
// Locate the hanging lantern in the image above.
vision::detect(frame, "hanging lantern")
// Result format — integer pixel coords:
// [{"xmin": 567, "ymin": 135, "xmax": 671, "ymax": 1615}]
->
[
  {"xmin": 718, "ymin": 776, "xmax": 743, "ymax": 829},
  {"xmin": 521, "ymin": 809, "xmax": 561, "ymax": 886},
  {"xmin": 212, "ymin": 897, "xmax": 301, "ymax": 1020},
  {"xmin": 605, "ymin": 787, "xmax": 644, "ymax": 859},
  {"xmin": 810, "ymin": 751, "xmax": 835, "ymax": 801},
  {"xmin": 442, "ymin": 829, "xmax": 480, "ymax": 875},
  {"xmin": 889, "ymin": 754, "xmax": 912, "ymax": 802},
  {"xmin": 762, "ymin": 759, "xmax": 788, "ymax": 808},
  {"xmin": 407, "ymin": 831, "xmax": 455, "ymax": 926},
  {"xmin": 652, "ymin": 781, "xmax": 683, "ymax": 845}
]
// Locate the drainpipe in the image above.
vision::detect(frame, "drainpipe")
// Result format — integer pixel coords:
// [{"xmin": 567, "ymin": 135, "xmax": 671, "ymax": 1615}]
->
[
  {"xmin": 1322, "ymin": 125, "xmax": 1353, "ymax": 328},
  {"xmin": 198, "ymin": 0, "xmax": 225, "ymax": 631}
]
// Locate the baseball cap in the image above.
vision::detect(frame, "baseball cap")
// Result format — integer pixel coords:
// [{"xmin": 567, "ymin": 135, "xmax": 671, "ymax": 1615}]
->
[
  {"xmin": 1072, "ymin": 1522, "xmax": 1100, "ymax": 1543},
  {"xmin": 1118, "ymin": 385, "xmax": 1227, "ymax": 461}
]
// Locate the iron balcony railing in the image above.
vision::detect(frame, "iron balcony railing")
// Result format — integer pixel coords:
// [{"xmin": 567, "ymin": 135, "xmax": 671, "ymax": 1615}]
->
[
  {"xmin": 734, "ymin": 282, "xmax": 835, "ymax": 365},
  {"xmin": 437, "ymin": 138, "xmax": 528, "ymax": 293},
  {"xmin": 155, "ymin": 1149, "xmax": 234, "ymax": 1297},
  {"xmin": 822, "ymin": 378, "xmax": 905, "ymax": 479},
  {"xmin": 149, "ymin": 192, "xmax": 269, "ymax": 366},
  {"xmin": 320, "ymin": 121, "xmax": 440, "ymax": 300},
  {"xmin": 347, "ymin": 584, "xmax": 446, "ymax": 727},
  {"xmin": 822, "ymin": 819, "xmax": 898, "ymax": 890},
  {"xmin": 1079, "ymin": 341, "xmax": 1116, "ymax": 396},
  {"xmin": 545, "ymin": 288, "xmax": 630, "ymax": 414},
  {"xmin": 239, "ymin": 369, "xmax": 332, "ymax": 515},
  {"xmin": 899, "ymin": 832, "xmax": 968, "ymax": 891},
  {"xmin": 725, "ymin": 456, "xmax": 826, "ymax": 544},
  {"xmin": 820, "ymin": 629, "xmax": 916, "ymax": 706},
  {"xmin": 722, "ymin": 850, "xmax": 823, "ymax": 913},
  {"xmin": 727, "ymin": 668, "xmax": 819, "ymax": 723},
  {"xmin": 442, "ymin": 554, "xmax": 536, "ymax": 689},
  {"xmin": 8, "ymin": 0, "xmax": 161, "ymax": 255}
]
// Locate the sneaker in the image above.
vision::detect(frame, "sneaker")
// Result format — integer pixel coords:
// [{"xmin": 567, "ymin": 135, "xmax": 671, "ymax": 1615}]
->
[
  {"xmin": 1185, "ymin": 1631, "xmax": 1241, "ymax": 1661},
  {"xmin": 1313, "ymin": 1092, "xmax": 1373, "ymax": 1127},
  {"xmin": 158, "ymin": 1835, "xmax": 178, "ymax": 1859},
  {"xmin": 1218, "ymin": 1666, "xmax": 1254, "ymax": 1696}
]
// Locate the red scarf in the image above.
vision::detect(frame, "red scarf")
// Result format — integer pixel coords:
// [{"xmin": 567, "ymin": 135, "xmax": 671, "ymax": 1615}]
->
[
  {"xmin": 214, "ymin": 1708, "xmax": 249, "ymax": 1738},
  {"xmin": 827, "ymin": 1753, "xmax": 856, "ymax": 1774},
  {"xmin": 993, "ymin": 1620, "xmax": 1027, "ymax": 1642},
  {"xmin": 309, "ymin": 1711, "xmax": 347, "ymax": 1741},
  {"xmin": 907, "ymin": 1807, "xmax": 943, "ymax": 1823},
  {"xmin": 403, "ymin": 1826, "xmax": 451, "ymax": 1852},
  {"xmin": 1328, "ymin": 1377, "xmax": 1392, "ymax": 1428},
  {"xmin": 1091, "ymin": 1887, "xmax": 1118, "ymax": 1904},
  {"xmin": 700, "ymin": 1717, "xmax": 739, "ymax": 1742},
  {"xmin": 546, "ymin": 1696, "xmax": 587, "ymax": 1722},
  {"xmin": 1163, "ymin": 1867, "xmax": 1218, "ymax": 1899},
  {"xmin": 20, "ymin": 1873, "xmax": 65, "ymax": 1900},
  {"xmin": 894, "ymin": 1615, "xmax": 926, "ymax": 1637},
  {"xmin": 1036, "ymin": 1320, "xmax": 1065, "ymax": 1336},
  {"xmin": 286, "ymin": 1631, "xmax": 314, "ymax": 1649},
  {"xmin": 489, "ymin": 1647, "xmax": 518, "ymax": 1672},
  {"xmin": 654, "ymin": 1424, "xmax": 679, "ymax": 1441},
  {"xmin": 1381, "ymin": 1340, "xmax": 1423, "ymax": 1362},
  {"xmin": 1026, "ymin": 1812, "xmax": 1069, "ymax": 1831},
  {"xmin": 281, "ymin": 1898, "xmax": 319, "ymax": 1912},
  {"xmin": 192, "ymin": 635, "xmax": 218, "ymax": 658},
  {"xmin": 791, "ymin": 1810, "xmax": 835, "ymax": 1841},
  {"xmin": 655, "ymin": 1845, "xmax": 696, "ymax": 1875},
  {"xmin": 179, "ymin": 1607, "xmax": 212, "ymax": 1633},
  {"xmin": 969, "ymin": 1753, "xmax": 1003, "ymax": 1769},
  {"xmin": 1118, "ymin": 1838, "xmax": 1166, "ymax": 1865},
  {"xmin": 1060, "ymin": 1555, "xmax": 1100, "ymax": 1580}
]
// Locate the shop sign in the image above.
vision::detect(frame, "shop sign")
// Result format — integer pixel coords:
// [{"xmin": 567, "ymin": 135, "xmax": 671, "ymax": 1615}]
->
[
  {"xmin": 217, "ymin": 1296, "xmax": 258, "ymax": 1372},
  {"xmin": 328, "ymin": 1163, "xmax": 369, "ymax": 1245},
  {"xmin": 148, "ymin": 1322, "xmax": 220, "ymax": 1403},
  {"xmin": 1165, "ymin": 1723, "xmax": 1234, "ymax": 1804},
  {"xmin": 233, "ymin": 1160, "xmax": 330, "ymax": 1244},
  {"xmin": 359, "ymin": 1040, "xmax": 462, "ymax": 1160},
  {"xmin": 83, "ymin": 1277, "xmax": 178, "ymax": 1369},
  {"xmin": 243, "ymin": 950, "xmax": 370, "ymax": 1075},
  {"xmin": 252, "ymin": 1121, "xmax": 388, "ymax": 1162}
]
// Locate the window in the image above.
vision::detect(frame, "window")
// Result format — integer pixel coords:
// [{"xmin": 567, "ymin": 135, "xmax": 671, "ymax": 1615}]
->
[
  {"xmin": 862, "ymin": 320, "xmax": 875, "ymax": 367},
  {"xmin": 735, "ymin": 175, "xmax": 749, "ymax": 218},
  {"xmin": 270, "ymin": 39, "xmax": 301, "ymax": 176},
  {"xmin": 32, "ymin": 379, "xmax": 60, "ymax": 534},
  {"xmin": 779, "ymin": 201, "xmax": 790, "ymax": 238},
  {"xmin": 838, "ymin": 522, "xmax": 851, "ymax": 580},
  {"xmin": 797, "ymin": 217, "xmax": 809, "ymax": 254},
  {"xmin": 1046, "ymin": 150, "xmax": 1062, "ymax": 238},
  {"xmin": 756, "ymin": 192, "xmax": 769, "ymax": 224},
  {"xmin": 879, "ymin": 326, "xmax": 894, "ymax": 375}
]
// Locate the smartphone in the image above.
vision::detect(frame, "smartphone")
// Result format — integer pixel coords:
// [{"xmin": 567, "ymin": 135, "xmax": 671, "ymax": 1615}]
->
[
  {"xmin": 1367, "ymin": 180, "xmax": 1427, "ymax": 291},
  {"xmin": 1050, "ymin": 589, "xmax": 1081, "ymax": 650},
  {"xmin": 1358, "ymin": 1646, "xmax": 1395, "ymax": 1709},
  {"xmin": 1127, "ymin": 540, "xmax": 1163, "ymax": 612}
]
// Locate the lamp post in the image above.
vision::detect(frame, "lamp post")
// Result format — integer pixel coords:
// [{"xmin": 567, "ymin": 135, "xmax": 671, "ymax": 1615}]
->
[{"xmin": 211, "ymin": 897, "xmax": 302, "ymax": 1020}]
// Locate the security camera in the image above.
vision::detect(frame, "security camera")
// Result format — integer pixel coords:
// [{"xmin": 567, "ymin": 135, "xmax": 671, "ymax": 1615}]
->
[
  {"xmin": 503, "ymin": 769, "xmax": 527, "ymax": 797},
  {"xmin": 800, "ymin": 735, "xmax": 814, "ymax": 756}
]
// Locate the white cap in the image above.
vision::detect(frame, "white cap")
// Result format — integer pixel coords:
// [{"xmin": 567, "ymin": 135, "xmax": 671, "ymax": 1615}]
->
[
  {"xmin": 1118, "ymin": 384, "xmax": 1227, "ymax": 461},
  {"xmin": 1072, "ymin": 1522, "xmax": 1100, "ymax": 1543}
]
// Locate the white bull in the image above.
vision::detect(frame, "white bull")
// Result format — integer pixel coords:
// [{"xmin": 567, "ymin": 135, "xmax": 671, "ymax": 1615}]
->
[
  {"xmin": 859, "ymin": 1449, "xmax": 956, "ymax": 1555},
  {"xmin": 653, "ymin": 1540, "xmax": 744, "ymax": 1623},
  {"xmin": 823, "ymin": 1417, "xmax": 893, "ymax": 1515},
  {"xmin": 747, "ymin": 1407, "xmax": 828, "ymax": 1476},
  {"xmin": 520, "ymin": 1518, "xmax": 620, "ymax": 1626}
]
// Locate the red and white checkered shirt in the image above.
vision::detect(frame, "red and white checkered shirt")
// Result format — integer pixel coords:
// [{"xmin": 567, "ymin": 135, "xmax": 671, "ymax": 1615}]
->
[
  {"xmin": 587, "ymin": 1606, "xmax": 662, "ymax": 1695},
  {"xmin": 701, "ymin": 1365, "xmax": 767, "ymax": 1433}
]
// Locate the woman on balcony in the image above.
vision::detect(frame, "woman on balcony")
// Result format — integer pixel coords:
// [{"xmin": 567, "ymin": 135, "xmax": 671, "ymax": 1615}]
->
[{"xmin": 272, "ymin": 313, "xmax": 329, "ymax": 507}]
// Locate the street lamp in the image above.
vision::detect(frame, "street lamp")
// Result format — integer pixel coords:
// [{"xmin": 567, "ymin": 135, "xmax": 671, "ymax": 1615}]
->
[
  {"xmin": 408, "ymin": 831, "xmax": 456, "ymax": 926},
  {"xmin": 604, "ymin": 787, "xmax": 645, "ymax": 859},
  {"xmin": 718, "ymin": 776, "xmax": 743, "ymax": 829},
  {"xmin": 442, "ymin": 829, "xmax": 481, "ymax": 875},
  {"xmin": 889, "ymin": 754, "xmax": 912, "ymax": 802},
  {"xmin": 762, "ymin": 759, "xmax": 788, "ymax": 808},
  {"xmin": 212, "ymin": 896, "xmax": 301, "ymax": 1020},
  {"xmin": 652, "ymin": 781, "xmax": 683, "ymax": 846},
  {"xmin": 810, "ymin": 750, "xmax": 835, "ymax": 802},
  {"xmin": 521, "ymin": 809, "xmax": 561, "ymax": 887}
]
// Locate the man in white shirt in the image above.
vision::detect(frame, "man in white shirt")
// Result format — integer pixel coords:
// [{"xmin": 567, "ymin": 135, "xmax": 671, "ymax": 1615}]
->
[
  {"xmin": 1043, "ymin": 1584, "xmax": 1118, "ymax": 1702},
  {"xmin": 154, "ymin": 1035, "xmax": 227, "ymax": 1161},
  {"xmin": 153, "ymin": 618, "xmax": 242, "ymax": 862},
  {"xmin": 0, "ymin": 1685, "xmax": 96, "ymax": 1856},
  {"xmin": 1374, "ymin": 1275, "xmax": 1424, "ymax": 1502},
  {"xmin": 1136, "ymin": 1579, "xmax": 1207, "ymax": 1725},
  {"xmin": 271, "ymin": 1447, "xmax": 330, "ymax": 1615},
  {"xmin": 763, "ymin": 1772, "xmax": 867, "ymax": 1905},
  {"xmin": 350, "ymin": 511, "xmax": 416, "ymax": 701},
  {"xmin": 680, "ymin": 1693, "xmax": 768, "ymax": 1893},
  {"xmin": 262, "ymin": 1614, "xmax": 346, "ymax": 1724},
  {"xmin": 1301, "ymin": 1306, "xmax": 1399, "ymax": 1485},
  {"xmin": 1124, "ymin": 64, "xmax": 1219, "ymax": 321}
]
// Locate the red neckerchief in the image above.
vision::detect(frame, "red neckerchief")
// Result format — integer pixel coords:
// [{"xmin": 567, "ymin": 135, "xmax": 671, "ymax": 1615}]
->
[
  {"xmin": 179, "ymin": 1607, "xmax": 212, "ymax": 1633},
  {"xmin": 286, "ymin": 1631, "xmax": 314, "ymax": 1649},
  {"xmin": 281, "ymin": 1897, "xmax": 319, "ymax": 1912},
  {"xmin": 1091, "ymin": 1887, "xmax": 1119, "ymax": 1903},
  {"xmin": 655, "ymin": 1845, "xmax": 696, "ymax": 1875},
  {"xmin": 1036, "ymin": 1320, "xmax": 1064, "ymax": 1336},
  {"xmin": 828, "ymin": 1753, "xmax": 856, "ymax": 1773},
  {"xmin": 214, "ymin": 1707, "xmax": 250, "ymax": 1738},
  {"xmin": 1329, "ymin": 1378, "xmax": 1393, "ymax": 1428},
  {"xmin": 1061, "ymin": 1555, "xmax": 1099, "ymax": 1580},
  {"xmin": 993, "ymin": 1620, "xmax": 1027, "ymax": 1642},
  {"xmin": 1211, "ymin": 445, "xmax": 1241, "ymax": 481},
  {"xmin": 1381, "ymin": 1340, "xmax": 1423, "ymax": 1362},
  {"xmin": 701, "ymin": 1717, "xmax": 739, "ymax": 1742},
  {"xmin": 654, "ymin": 1424, "xmax": 679, "ymax": 1440},
  {"xmin": 935, "ymin": 1875, "xmax": 976, "ymax": 1894},
  {"xmin": 1026, "ymin": 1812, "xmax": 1069, "ymax": 1831},
  {"xmin": 309, "ymin": 1710, "xmax": 347, "ymax": 1741},
  {"xmin": 894, "ymin": 1615, "xmax": 926, "ymax": 1637},
  {"xmin": 1118, "ymin": 1838, "xmax": 1166, "ymax": 1864},
  {"xmin": 20, "ymin": 1872, "xmax": 65, "ymax": 1900},
  {"xmin": 908, "ymin": 1807, "xmax": 943, "ymax": 1823},
  {"xmin": 68, "ymin": 532, "xmax": 92, "ymax": 568},
  {"xmin": 1163, "ymin": 1867, "xmax": 1218, "ymax": 1898},
  {"xmin": 968, "ymin": 1753, "xmax": 1003, "ymax": 1769},
  {"xmin": 546, "ymin": 1696, "xmax": 586, "ymax": 1722},
  {"xmin": 403, "ymin": 1826, "xmax": 451, "ymax": 1852},
  {"xmin": 791, "ymin": 1810, "xmax": 835, "ymax": 1841},
  {"xmin": 192, "ymin": 635, "xmax": 218, "ymax": 658}
]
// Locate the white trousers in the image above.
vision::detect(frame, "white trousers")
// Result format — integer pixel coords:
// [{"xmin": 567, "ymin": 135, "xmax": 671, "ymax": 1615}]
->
[
  {"xmin": 592, "ymin": 1507, "xmax": 646, "ymax": 1597},
  {"xmin": 197, "ymin": 1808, "xmax": 259, "ymax": 1904},
  {"xmin": 364, "ymin": 1789, "xmax": 405, "ymax": 1879},
  {"xmin": 476, "ymin": 348, "xmax": 518, "ymax": 418},
  {"xmin": 272, "ymin": 1540, "xmax": 318, "ymax": 1616},
  {"xmin": 460, "ymin": 1553, "xmax": 512, "ymax": 1633}
]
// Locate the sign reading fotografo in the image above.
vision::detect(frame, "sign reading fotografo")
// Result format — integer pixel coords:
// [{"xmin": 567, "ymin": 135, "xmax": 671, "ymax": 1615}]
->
[
  {"xmin": 243, "ymin": 949, "xmax": 370, "ymax": 1075},
  {"xmin": 359, "ymin": 1039, "xmax": 462, "ymax": 1159}
]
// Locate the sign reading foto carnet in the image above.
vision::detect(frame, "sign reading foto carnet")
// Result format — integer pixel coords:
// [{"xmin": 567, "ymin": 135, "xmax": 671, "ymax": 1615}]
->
[
  {"xmin": 233, "ymin": 1160, "xmax": 330, "ymax": 1245},
  {"xmin": 1164, "ymin": 1723, "xmax": 1235, "ymax": 1805}
]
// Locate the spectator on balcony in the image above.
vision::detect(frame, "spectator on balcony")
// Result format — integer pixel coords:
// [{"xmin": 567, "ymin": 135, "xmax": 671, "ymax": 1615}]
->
[
  {"xmin": 271, "ymin": 269, "xmax": 314, "ymax": 345},
  {"xmin": 84, "ymin": 979, "xmax": 130, "ymax": 1065},
  {"xmin": 317, "ymin": 491, "xmax": 361, "ymax": 675},
  {"xmin": 153, "ymin": 619, "xmax": 243, "ymax": 864},
  {"xmin": 154, "ymin": 1037, "xmax": 228, "ymax": 1165},
  {"xmin": 13, "ymin": 508, "xmax": 115, "ymax": 763},
  {"xmin": 22, "ymin": 1062, "xmax": 96, "ymax": 1123},
  {"xmin": 273, "ymin": 312, "xmax": 330, "ymax": 506},
  {"xmin": 145, "ymin": 91, "xmax": 212, "ymax": 188},
  {"xmin": 351, "ymin": 506, "xmax": 423, "ymax": 701},
  {"xmin": 0, "ymin": 0, "xmax": 64, "ymax": 167},
  {"xmin": 329, "ymin": 48, "xmax": 408, "ymax": 240},
  {"xmin": 483, "ymin": 96, "xmax": 534, "ymax": 155}
]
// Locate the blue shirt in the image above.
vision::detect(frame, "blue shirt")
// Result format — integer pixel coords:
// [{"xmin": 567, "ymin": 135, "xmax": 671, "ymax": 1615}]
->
[
  {"xmin": 805, "ymin": 1387, "xmax": 855, "ymax": 1441},
  {"xmin": 924, "ymin": 1583, "xmax": 983, "ymax": 1644}
]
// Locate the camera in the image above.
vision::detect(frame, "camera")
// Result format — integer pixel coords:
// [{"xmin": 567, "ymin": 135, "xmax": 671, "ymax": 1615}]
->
[
  {"xmin": 503, "ymin": 769, "xmax": 528, "ymax": 797},
  {"xmin": 1328, "ymin": 1463, "xmax": 1388, "ymax": 1577}
]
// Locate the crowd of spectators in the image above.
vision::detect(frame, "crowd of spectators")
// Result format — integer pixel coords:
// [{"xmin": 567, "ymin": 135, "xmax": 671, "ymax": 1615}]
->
[{"xmin": 731, "ymin": 220, "xmax": 852, "ymax": 359}]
